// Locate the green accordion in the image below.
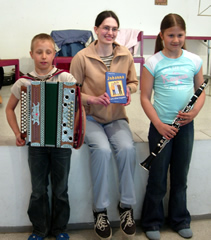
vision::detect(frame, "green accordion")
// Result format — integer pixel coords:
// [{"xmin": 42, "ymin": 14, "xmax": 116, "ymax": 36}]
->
[{"xmin": 20, "ymin": 81, "xmax": 85, "ymax": 149}]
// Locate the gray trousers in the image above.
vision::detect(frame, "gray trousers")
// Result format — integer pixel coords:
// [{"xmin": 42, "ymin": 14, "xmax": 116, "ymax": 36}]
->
[{"xmin": 85, "ymin": 117, "xmax": 136, "ymax": 209}]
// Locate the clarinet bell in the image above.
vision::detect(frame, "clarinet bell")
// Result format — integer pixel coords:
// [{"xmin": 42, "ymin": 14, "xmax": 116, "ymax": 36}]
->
[{"xmin": 139, "ymin": 154, "xmax": 155, "ymax": 171}]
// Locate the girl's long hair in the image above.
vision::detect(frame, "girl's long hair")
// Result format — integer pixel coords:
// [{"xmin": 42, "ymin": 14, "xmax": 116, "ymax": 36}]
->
[{"xmin": 155, "ymin": 13, "xmax": 186, "ymax": 53}]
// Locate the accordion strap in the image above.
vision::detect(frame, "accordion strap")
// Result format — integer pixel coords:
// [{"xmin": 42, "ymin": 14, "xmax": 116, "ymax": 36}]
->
[
  {"xmin": 74, "ymin": 85, "xmax": 86, "ymax": 149},
  {"xmin": 21, "ymin": 69, "xmax": 67, "ymax": 81}
]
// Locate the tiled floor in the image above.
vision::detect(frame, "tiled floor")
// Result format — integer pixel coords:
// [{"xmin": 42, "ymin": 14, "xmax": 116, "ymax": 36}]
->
[
  {"xmin": 0, "ymin": 84, "xmax": 211, "ymax": 145},
  {"xmin": 0, "ymin": 218, "xmax": 211, "ymax": 239}
]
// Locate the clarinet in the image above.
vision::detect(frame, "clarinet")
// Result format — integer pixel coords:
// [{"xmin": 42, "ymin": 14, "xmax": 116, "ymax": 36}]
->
[{"xmin": 140, "ymin": 78, "xmax": 209, "ymax": 171}]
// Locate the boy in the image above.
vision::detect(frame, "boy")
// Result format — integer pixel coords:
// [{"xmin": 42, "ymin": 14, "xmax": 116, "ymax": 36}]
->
[{"xmin": 6, "ymin": 33, "xmax": 77, "ymax": 240}]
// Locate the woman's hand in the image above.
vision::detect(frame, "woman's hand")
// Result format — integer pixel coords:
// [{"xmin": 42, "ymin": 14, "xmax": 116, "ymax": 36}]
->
[
  {"xmin": 122, "ymin": 87, "xmax": 131, "ymax": 106},
  {"xmin": 87, "ymin": 92, "xmax": 110, "ymax": 107}
]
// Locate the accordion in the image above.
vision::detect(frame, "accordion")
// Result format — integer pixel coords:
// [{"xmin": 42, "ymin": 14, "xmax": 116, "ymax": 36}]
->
[{"xmin": 20, "ymin": 81, "xmax": 85, "ymax": 149}]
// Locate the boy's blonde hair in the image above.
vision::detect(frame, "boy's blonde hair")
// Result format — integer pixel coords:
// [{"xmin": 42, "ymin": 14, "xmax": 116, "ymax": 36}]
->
[{"xmin": 31, "ymin": 33, "xmax": 55, "ymax": 52}]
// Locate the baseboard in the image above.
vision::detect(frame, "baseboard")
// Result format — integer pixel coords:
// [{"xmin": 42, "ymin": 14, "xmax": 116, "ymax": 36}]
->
[{"xmin": 0, "ymin": 214, "xmax": 210, "ymax": 233}]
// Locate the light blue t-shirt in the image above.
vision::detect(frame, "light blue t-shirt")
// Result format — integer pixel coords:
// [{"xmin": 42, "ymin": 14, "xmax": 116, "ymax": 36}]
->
[{"xmin": 144, "ymin": 50, "xmax": 202, "ymax": 124}]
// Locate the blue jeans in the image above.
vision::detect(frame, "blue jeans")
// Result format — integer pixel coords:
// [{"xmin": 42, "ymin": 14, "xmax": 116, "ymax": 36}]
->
[
  {"xmin": 141, "ymin": 121, "xmax": 194, "ymax": 232},
  {"xmin": 27, "ymin": 146, "xmax": 71, "ymax": 237},
  {"xmin": 85, "ymin": 117, "xmax": 136, "ymax": 209}
]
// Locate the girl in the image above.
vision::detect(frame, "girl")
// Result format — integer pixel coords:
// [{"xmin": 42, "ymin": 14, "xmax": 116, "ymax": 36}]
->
[
  {"xmin": 70, "ymin": 10, "xmax": 138, "ymax": 240},
  {"xmin": 140, "ymin": 14, "xmax": 205, "ymax": 240}
]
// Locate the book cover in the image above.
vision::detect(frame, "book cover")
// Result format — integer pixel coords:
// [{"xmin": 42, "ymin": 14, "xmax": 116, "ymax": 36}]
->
[{"xmin": 105, "ymin": 72, "xmax": 127, "ymax": 104}]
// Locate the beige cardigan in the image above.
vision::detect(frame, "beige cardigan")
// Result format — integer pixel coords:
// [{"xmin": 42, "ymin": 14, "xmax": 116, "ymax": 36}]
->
[{"xmin": 70, "ymin": 40, "xmax": 138, "ymax": 124}]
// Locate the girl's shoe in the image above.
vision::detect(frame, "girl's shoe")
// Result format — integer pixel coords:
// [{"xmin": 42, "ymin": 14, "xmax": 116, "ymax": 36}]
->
[
  {"xmin": 178, "ymin": 228, "xmax": 193, "ymax": 238},
  {"xmin": 146, "ymin": 230, "xmax": 160, "ymax": 240}
]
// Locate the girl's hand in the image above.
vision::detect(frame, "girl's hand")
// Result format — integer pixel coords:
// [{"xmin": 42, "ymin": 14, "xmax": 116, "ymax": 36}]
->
[
  {"xmin": 87, "ymin": 92, "xmax": 110, "ymax": 107},
  {"xmin": 122, "ymin": 87, "xmax": 131, "ymax": 106},
  {"xmin": 15, "ymin": 132, "xmax": 26, "ymax": 146},
  {"xmin": 177, "ymin": 110, "xmax": 196, "ymax": 126},
  {"xmin": 156, "ymin": 122, "xmax": 178, "ymax": 140}
]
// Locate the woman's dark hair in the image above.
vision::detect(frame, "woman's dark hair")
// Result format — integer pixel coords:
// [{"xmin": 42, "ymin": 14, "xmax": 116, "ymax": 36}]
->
[
  {"xmin": 155, "ymin": 13, "xmax": 186, "ymax": 53},
  {"xmin": 95, "ymin": 10, "xmax": 120, "ymax": 28}
]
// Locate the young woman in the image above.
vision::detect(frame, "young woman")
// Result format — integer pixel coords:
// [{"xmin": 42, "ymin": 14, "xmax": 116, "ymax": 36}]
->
[
  {"xmin": 70, "ymin": 10, "xmax": 138, "ymax": 240},
  {"xmin": 140, "ymin": 14, "xmax": 205, "ymax": 240}
]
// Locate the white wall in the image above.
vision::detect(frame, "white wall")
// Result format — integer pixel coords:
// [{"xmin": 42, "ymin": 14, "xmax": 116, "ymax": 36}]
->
[
  {"xmin": 0, "ymin": 141, "xmax": 211, "ymax": 230},
  {"xmin": 0, "ymin": 0, "xmax": 210, "ymax": 74}
]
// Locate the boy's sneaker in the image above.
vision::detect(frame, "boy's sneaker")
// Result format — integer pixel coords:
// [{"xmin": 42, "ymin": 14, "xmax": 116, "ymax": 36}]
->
[
  {"xmin": 28, "ymin": 234, "xmax": 44, "ymax": 240},
  {"xmin": 118, "ymin": 203, "xmax": 136, "ymax": 236},
  {"xmin": 56, "ymin": 233, "xmax": 70, "ymax": 240},
  {"xmin": 93, "ymin": 210, "xmax": 112, "ymax": 239}
]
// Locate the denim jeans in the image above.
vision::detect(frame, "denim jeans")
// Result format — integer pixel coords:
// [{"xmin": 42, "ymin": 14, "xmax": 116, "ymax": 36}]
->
[
  {"xmin": 27, "ymin": 146, "xmax": 71, "ymax": 237},
  {"xmin": 141, "ymin": 121, "xmax": 194, "ymax": 232}
]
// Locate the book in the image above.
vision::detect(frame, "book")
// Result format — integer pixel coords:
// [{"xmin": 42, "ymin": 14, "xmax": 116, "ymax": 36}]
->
[{"xmin": 105, "ymin": 72, "xmax": 127, "ymax": 104}]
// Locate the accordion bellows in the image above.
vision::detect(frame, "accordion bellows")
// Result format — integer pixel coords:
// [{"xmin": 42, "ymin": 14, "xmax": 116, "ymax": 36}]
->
[{"xmin": 20, "ymin": 81, "xmax": 85, "ymax": 149}]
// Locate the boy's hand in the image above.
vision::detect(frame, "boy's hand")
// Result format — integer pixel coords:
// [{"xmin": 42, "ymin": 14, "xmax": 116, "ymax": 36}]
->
[{"xmin": 16, "ymin": 133, "xmax": 26, "ymax": 146}]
